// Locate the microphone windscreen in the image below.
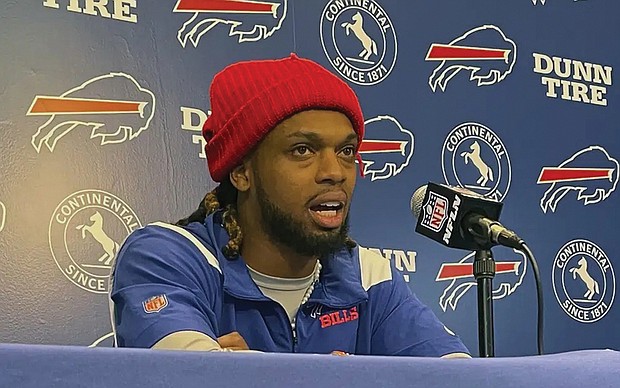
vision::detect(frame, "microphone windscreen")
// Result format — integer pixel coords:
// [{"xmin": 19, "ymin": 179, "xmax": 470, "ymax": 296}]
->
[{"xmin": 410, "ymin": 184, "xmax": 428, "ymax": 219}]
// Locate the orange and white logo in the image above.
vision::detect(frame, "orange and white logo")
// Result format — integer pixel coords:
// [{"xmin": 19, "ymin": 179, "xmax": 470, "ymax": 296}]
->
[
  {"xmin": 359, "ymin": 115, "xmax": 415, "ymax": 181},
  {"xmin": 27, "ymin": 72, "xmax": 155, "ymax": 153},
  {"xmin": 437, "ymin": 249, "xmax": 526, "ymax": 311},
  {"xmin": 537, "ymin": 145, "xmax": 618, "ymax": 213},
  {"xmin": 143, "ymin": 294, "xmax": 169, "ymax": 313},
  {"xmin": 174, "ymin": 0, "xmax": 287, "ymax": 48},
  {"xmin": 426, "ymin": 25, "xmax": 516, "ymax": 92}
]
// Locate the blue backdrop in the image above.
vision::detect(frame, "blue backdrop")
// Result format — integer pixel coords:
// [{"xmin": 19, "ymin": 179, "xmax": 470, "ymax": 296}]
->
[{"xmin": 0, "ymin": 0, "xmax": 618, "ymax": 356}]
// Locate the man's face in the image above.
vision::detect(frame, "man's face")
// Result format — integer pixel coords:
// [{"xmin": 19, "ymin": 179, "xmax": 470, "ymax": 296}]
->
[{"xmin": 248, "ymin": 110, "xmax": 359, "ymax": 257}]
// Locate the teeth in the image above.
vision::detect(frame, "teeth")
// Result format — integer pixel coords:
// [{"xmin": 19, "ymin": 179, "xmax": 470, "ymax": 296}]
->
[
  {"xmin": 320, "ymin": 202, "xmax": 341, "ymax": 207},
  {"xmin": 316, "ymin": 210, "xmax": 337, "ymax": 217}
]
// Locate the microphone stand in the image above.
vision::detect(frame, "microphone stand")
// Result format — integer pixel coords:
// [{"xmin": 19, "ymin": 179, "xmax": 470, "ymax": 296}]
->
[{"xmin": 474, "ymin": 248, "xmax": 495, "ymax": 357}]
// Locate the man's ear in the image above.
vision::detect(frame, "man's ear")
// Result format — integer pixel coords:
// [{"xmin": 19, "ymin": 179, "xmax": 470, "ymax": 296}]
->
[{"xmin": 229, "ymin": 162, "xmax": 251, "ymax": 192}]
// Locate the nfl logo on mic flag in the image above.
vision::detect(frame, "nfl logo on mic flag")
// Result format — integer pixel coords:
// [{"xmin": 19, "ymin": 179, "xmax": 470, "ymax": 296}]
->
[{"xmin": 421, "ymin": 192, "xmax": 449, "ymax": 232}]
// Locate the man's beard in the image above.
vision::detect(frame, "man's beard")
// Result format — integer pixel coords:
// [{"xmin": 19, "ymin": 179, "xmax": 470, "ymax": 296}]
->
[{"xmin": 255, "ymin": 180, "xmax": 350, "ymax": 258}]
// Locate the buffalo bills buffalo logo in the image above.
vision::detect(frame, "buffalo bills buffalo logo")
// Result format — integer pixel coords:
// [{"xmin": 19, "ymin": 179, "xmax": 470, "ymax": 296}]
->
[
  {"xmin": 27, "ymin": 72, "xmax": 155, "ymax": 153},
  {"xmin": 174, "ymin": 0, "xmax": 287, "ymax": 47},
  {"xmin": 426, "ymin": 25, "xmax": 516, "ymax": 92},
  {"xmin": 537, "ymin": 145, "xmax": 618, "ymax": 213},
  {"xmin": 437, "ymin": 248, "xmax": 527, "ymax": 311},
  {"xmin": 358, "ymin": 115, "xmax": 414, "ymax": 181}
]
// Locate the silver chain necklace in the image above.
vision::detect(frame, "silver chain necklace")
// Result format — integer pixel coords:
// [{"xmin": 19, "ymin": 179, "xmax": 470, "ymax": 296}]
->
[{"xmin": 291, "ymin": 260, "xmax": 322, "ymax": 334}]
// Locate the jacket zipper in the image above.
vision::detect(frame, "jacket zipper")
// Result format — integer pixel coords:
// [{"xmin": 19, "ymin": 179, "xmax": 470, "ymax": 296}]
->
[
  {"xmin": 291, "ymin": 324, "xmax": 297, "ymax": 352},
  {"xmin": 291, "ymin": 307, "xmax": 300, "ymax": 352}
]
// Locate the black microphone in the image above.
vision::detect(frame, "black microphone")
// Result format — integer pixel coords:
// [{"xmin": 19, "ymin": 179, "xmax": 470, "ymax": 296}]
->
[{"xmin": 411, "ymin": 182, "xmax": 523, "ymax": 250}]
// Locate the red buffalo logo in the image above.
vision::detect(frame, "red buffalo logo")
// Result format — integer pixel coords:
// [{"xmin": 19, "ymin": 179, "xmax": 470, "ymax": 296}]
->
[
  {"xmin": 426, "ymin": 25, "xmax": 516, "ymax": 92},
  {"xmin": 358, "ymin": 115, "xmax": 414, "ymax": 181},
  {"xmin": 437, "ymin": 249, "xmax": 526, "ymax": 311},
  {"xmin": 538, "ymin": 145, "xmax": 618, "ymax": 213},
  {"xmin": 27, "ymin": 72, "xmax": 155, "ymax": 153},
  {"xmin": 174, "ymin": 0, "xmax": 287, "ymax": 47}
]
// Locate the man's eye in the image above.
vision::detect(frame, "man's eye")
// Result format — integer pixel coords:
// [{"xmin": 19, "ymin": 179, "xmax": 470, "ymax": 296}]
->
[
  {"xmin": 292, "ymin": 145, "xmax": 311, "ymax": 156},
  {"xmin": 341, "ymin": 146, "xmax": 356, "ymax": 157}
]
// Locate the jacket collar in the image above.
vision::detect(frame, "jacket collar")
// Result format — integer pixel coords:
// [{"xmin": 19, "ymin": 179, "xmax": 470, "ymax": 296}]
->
[{"xmin": 203, "ymin": 212, "xmax": 368, "ymax": 309}]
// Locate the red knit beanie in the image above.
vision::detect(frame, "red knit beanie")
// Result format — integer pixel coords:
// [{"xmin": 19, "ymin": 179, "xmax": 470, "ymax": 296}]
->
[{"xmin": 203, "ymin": 53, "xmax": 365, "ymax": 182}]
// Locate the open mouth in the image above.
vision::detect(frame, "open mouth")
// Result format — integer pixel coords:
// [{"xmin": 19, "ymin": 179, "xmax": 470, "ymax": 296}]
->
[{"xmin": 308, "ymin": 201, "xmax": 345, "ymax": 229}]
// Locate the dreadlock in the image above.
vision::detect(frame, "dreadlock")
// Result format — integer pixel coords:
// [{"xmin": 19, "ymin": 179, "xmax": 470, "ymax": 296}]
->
[
  {"xmin": 176, "ymin": 178, "xmax": 242, "ymax": 258},
  {"xmin": 176, "ymin": 178, "xmax": 357, "ymax": 259}
]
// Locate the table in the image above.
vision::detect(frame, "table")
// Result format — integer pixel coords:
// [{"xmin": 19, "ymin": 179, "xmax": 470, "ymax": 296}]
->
[{"xmin": 1, "ymin": 344, "xmax": 619, "ymax": 387}]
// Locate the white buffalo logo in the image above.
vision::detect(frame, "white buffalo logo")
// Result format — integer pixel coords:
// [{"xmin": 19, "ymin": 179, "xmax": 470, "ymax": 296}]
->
[
  {"xmin": 174, "ymin": 0, "xmax": 287, "ymax": 48},
  {"xmin": 27, "ymin": 72, "xmax": 155, "ymax": 153},
  {"xmin": 358, "ymin": 115, "xmax": 414, "ymax": 181},
  {"xmin": 538, "ymin": 146, "xmax": 618, "ymax": 213},
  {"xmin": 426, "ymin": 25, "xmax": 517, "ymax": 92},
  {"xmin": 437, "ymin": 249, "xmax": 526, "ymax": 311}
]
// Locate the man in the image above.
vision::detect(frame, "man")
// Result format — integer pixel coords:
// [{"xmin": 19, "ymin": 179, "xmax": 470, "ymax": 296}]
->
[{"xmin": 110, "ymin": 54, "xmax": 470, "ymax": 357}]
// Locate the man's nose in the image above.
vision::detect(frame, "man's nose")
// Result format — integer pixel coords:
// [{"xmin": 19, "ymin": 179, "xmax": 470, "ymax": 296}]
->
[{"xmin": 315, "ymin": 151, "xmax": 346, "ymax": 184}]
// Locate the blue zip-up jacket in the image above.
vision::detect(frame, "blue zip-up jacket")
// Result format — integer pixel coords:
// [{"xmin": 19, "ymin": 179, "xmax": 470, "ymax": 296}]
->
[{"xmin": 110, "ymin": 212, "xmax": 469, "ymax": 356}]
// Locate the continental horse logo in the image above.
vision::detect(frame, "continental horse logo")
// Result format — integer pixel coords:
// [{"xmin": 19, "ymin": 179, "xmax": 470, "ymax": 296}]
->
[
  {"xmin": 552, "ymin": 239, "xmax": 615, "ymax": 323},
  {"xmin": 442, "ymin": 122, "xmax": 511, "ymax": 201},
  {"xmin": 461, "ymin": 141, "xmax": 493, "ymax": 187},
  {"xmin": 173, "ymin": 0, "xmax": 287, "ymax": 48},
  {"xmin": 49, "ymin": 190, "xmax": 141, "ymax": 294},
  {"xmin": 27, "ymin": 72, "xmax": 155, "ymax": 153},
  {"xmin": 76, "ymin": 211, "xmax": 120, "ymax": 267},
  {"xmin": 570, "ymin": 258, "xmax": 599, "ymax": 300},
  {"xmin": 320, "ymin": 0, "xmax": 397, "ymax": 86},
  {"xmin": 341, "ymin": 12, "xmax": 377, "ymax": 61}
]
